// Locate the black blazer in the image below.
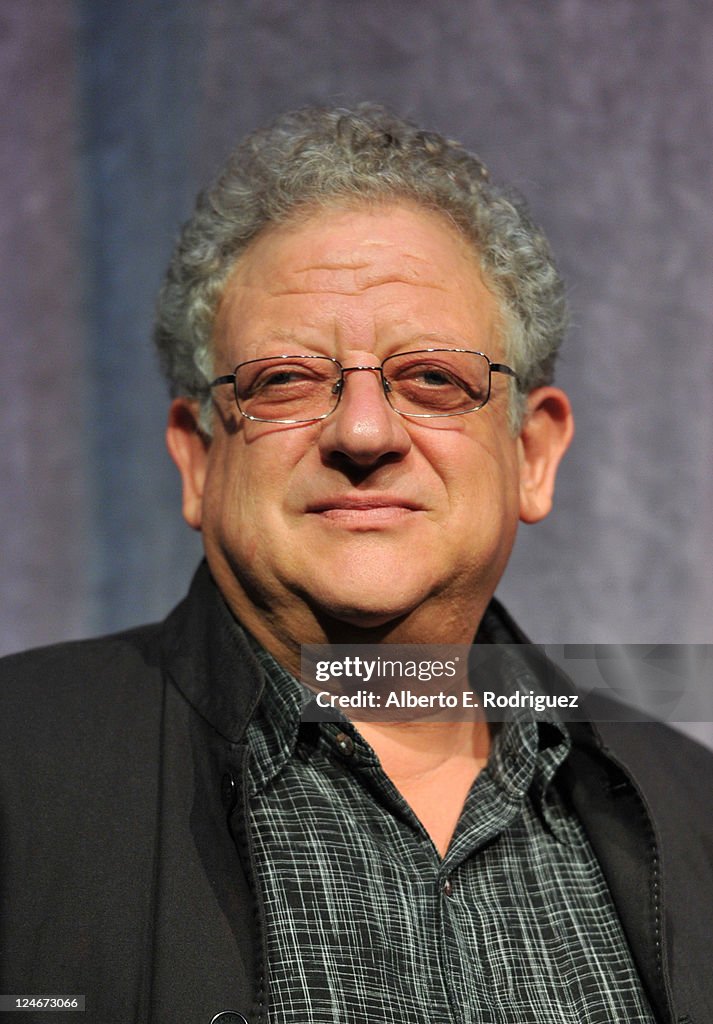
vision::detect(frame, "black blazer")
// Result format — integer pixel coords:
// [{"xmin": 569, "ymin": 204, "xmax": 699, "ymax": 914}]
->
[{"xmin": 1, "ymin": 563, "xmax": 712, "ymax": 1023}]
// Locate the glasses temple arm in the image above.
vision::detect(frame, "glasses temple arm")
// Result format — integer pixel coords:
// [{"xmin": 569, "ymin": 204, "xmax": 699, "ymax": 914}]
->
[
  {"xmin": 209, "ymin": 374, "xmax": 237, "ymax": 388},
  {"xmin": 490, "ymin": 363, "xmax": 519, "ymax": 384}
]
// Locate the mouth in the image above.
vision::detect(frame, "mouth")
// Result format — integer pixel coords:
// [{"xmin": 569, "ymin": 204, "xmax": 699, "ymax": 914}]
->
[{"xmin": 306, "ymin": 495, "xmax": 424, "ymax": 525}]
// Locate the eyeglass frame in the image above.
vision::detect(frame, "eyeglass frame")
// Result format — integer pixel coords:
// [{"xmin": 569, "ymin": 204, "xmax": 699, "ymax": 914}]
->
[{"xmin": 208, "ymin": 347, "xmax": 519, "ymax": 424}]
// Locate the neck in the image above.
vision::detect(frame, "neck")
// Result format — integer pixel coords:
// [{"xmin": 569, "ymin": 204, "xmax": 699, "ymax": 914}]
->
[
  {"xmin": 220, "ymin": 581, "xmax": 492, "ymax": 680},
  {"xmin": 354, "ymin": 715, "xmax": 490, "ymax": 771},
  {"xmin": 354, "ymin": 715, "xmax": 491, "ymax": 858}
]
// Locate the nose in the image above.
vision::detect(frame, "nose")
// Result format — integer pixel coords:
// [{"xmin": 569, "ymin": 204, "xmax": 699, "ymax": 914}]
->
[{"xmin": 317, "ymin": 365, "xmax": 412, "ymax": 469}]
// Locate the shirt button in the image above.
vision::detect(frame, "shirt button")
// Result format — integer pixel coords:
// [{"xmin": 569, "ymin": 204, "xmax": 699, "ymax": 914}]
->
[
  {"xmin": 335, "ymin": 731, "xmax": 355, "ymax": 756},
  {"xmin": 443, "ymin": 878, "xmax": 453, "ymax": 897}
]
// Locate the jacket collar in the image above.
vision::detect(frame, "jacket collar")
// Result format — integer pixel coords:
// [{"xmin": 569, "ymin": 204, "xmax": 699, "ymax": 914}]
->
[{"xmin": 159, "ymin": 561, "xmax": 267, "ymax": 743}]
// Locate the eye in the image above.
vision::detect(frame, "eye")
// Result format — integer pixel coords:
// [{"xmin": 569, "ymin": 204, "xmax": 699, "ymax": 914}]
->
[
  {"xmin": 411, "ymin": 366, "xmax": 461, "ymax": 388},
  {"xmin": 391, "ymin": 360, "xmax": 465, "ymax": 390},
  {"xmin": 255, "ymin": 368, "xmax": 310, "ymax": 389},
  {"xmin": 245, "ymin": 360, "xmax": 332, "ymax": 395}
]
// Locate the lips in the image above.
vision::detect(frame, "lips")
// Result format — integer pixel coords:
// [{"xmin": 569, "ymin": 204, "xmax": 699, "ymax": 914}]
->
[{"xmin": 305, "ymin": 494, "xmax": 424, "ymax": 525}]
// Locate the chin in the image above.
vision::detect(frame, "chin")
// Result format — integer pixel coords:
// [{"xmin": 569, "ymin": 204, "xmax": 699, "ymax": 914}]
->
[
  {"xmin": 311, "ymin": 605, "xmax": 411, "ymax": 640},
  {"xmin": 323, "ymin": 605, "xmax": 408, "ymax": 630},
  {"xmin": 302, "ymin": 578, "xmax": 433, "ymax": 632}
]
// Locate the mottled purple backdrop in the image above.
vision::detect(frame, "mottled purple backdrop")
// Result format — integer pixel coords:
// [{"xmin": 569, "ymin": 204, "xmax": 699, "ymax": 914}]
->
[{"xmin": 1, "ymin": 1, "xmax": 711, "ymax": 741}]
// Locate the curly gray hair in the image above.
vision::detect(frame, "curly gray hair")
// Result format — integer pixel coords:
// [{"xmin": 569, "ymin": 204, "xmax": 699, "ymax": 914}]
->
[{"xmin": 154, "ymin": 104, "xmax": 567, "ymax": 431}]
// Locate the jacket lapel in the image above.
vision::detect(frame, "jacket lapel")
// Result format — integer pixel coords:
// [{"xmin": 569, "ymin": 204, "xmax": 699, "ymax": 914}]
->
[{"xmin": 561, "ymin": 723, "xmax": 675, "ymax": 1024}]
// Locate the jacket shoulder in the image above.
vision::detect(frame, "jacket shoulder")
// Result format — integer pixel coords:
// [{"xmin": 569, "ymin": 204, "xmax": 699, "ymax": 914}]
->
[
  {"xmin": 0, "ymin": 622, "xmax": 163, "ymax": 704},
  {"xmin": 598, "ymin": 718, "xmax": 713, "ymax": 813},
  {"xmin": 0, "ymin": 623, "xmax": 166, "ymax": 774}
]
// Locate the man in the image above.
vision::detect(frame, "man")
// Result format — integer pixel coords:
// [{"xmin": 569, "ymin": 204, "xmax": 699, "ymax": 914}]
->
[{"xmin": 1, "ymin": 105, "xmax": 711, "ymax": 1024}]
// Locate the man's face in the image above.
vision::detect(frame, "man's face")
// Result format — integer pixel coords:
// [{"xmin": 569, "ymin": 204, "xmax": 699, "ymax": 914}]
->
[{"xmin": 169, "ymin": 203, "xmax": 570, "ymax": 660}]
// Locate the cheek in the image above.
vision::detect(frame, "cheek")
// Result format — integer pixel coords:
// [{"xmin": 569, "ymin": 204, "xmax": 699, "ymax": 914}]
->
[
  {"xmin": 421, "ymin": 424, "xmax": 519, "ymax": 506},
  {"xmin": 201, "ymin": 443, "xmax": 252, "ymax": 537},
  {"xmin": 201, "ymin": 433, "xmax": 304, "ymax": 543}
]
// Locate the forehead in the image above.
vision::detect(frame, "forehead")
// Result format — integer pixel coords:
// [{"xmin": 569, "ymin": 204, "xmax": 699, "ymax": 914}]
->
[{"xmin": 212, "ymin": 201, "xmax": 502, "ymax": 357}]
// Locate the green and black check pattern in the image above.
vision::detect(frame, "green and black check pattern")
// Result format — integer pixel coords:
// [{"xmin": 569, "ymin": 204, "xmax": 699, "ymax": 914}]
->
[{"xmin": 245, "ymin": 644, "xmax": 655, "ymax": 1024}]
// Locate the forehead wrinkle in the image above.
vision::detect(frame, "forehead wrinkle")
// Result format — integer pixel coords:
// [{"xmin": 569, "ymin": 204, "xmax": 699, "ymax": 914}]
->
[
  {"xmin": 271, "ymin": 267, "xmax": 448, "ymax": 298},
  {"xmin": 267, "ymin": 244, "xmax": 449, "ymax": 297},
  {"xmin": 269, "ymin": 278, "xmax": 446, "ymax": 299}
]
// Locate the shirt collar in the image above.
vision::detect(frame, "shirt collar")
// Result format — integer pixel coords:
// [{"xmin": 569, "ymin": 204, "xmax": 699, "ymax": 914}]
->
[
  {"xmin": 245, "ymin": 634, "xmax": 315, "ymax": 793},
  {"xmin": 245, "ymin": 622, "xmax": 575, "ymax": 842},
  {"xmin": 164, "ymin": 563, "xmax": 577, "ymax": 836}
]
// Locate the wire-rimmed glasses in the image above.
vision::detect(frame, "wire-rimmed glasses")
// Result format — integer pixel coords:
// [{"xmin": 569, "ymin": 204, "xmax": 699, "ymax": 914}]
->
[{"xmin": 209, "ymin": 348, "xmax": 519, "ymax": 424}]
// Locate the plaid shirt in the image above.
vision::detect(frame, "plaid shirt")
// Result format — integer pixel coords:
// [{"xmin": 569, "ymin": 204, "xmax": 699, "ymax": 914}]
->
[{"xmin": 245, "ymin": 643, "xmax": 656, "ymax": 1024}]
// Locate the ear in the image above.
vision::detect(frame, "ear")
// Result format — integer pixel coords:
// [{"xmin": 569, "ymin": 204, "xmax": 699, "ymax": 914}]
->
[
  {"xmin": 518, "ymin": 386, "xmax": 574, "ymax": 524},
  {"xmin": 165, "ymin": 398, "xmax": 211, "ymax": 531}
]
